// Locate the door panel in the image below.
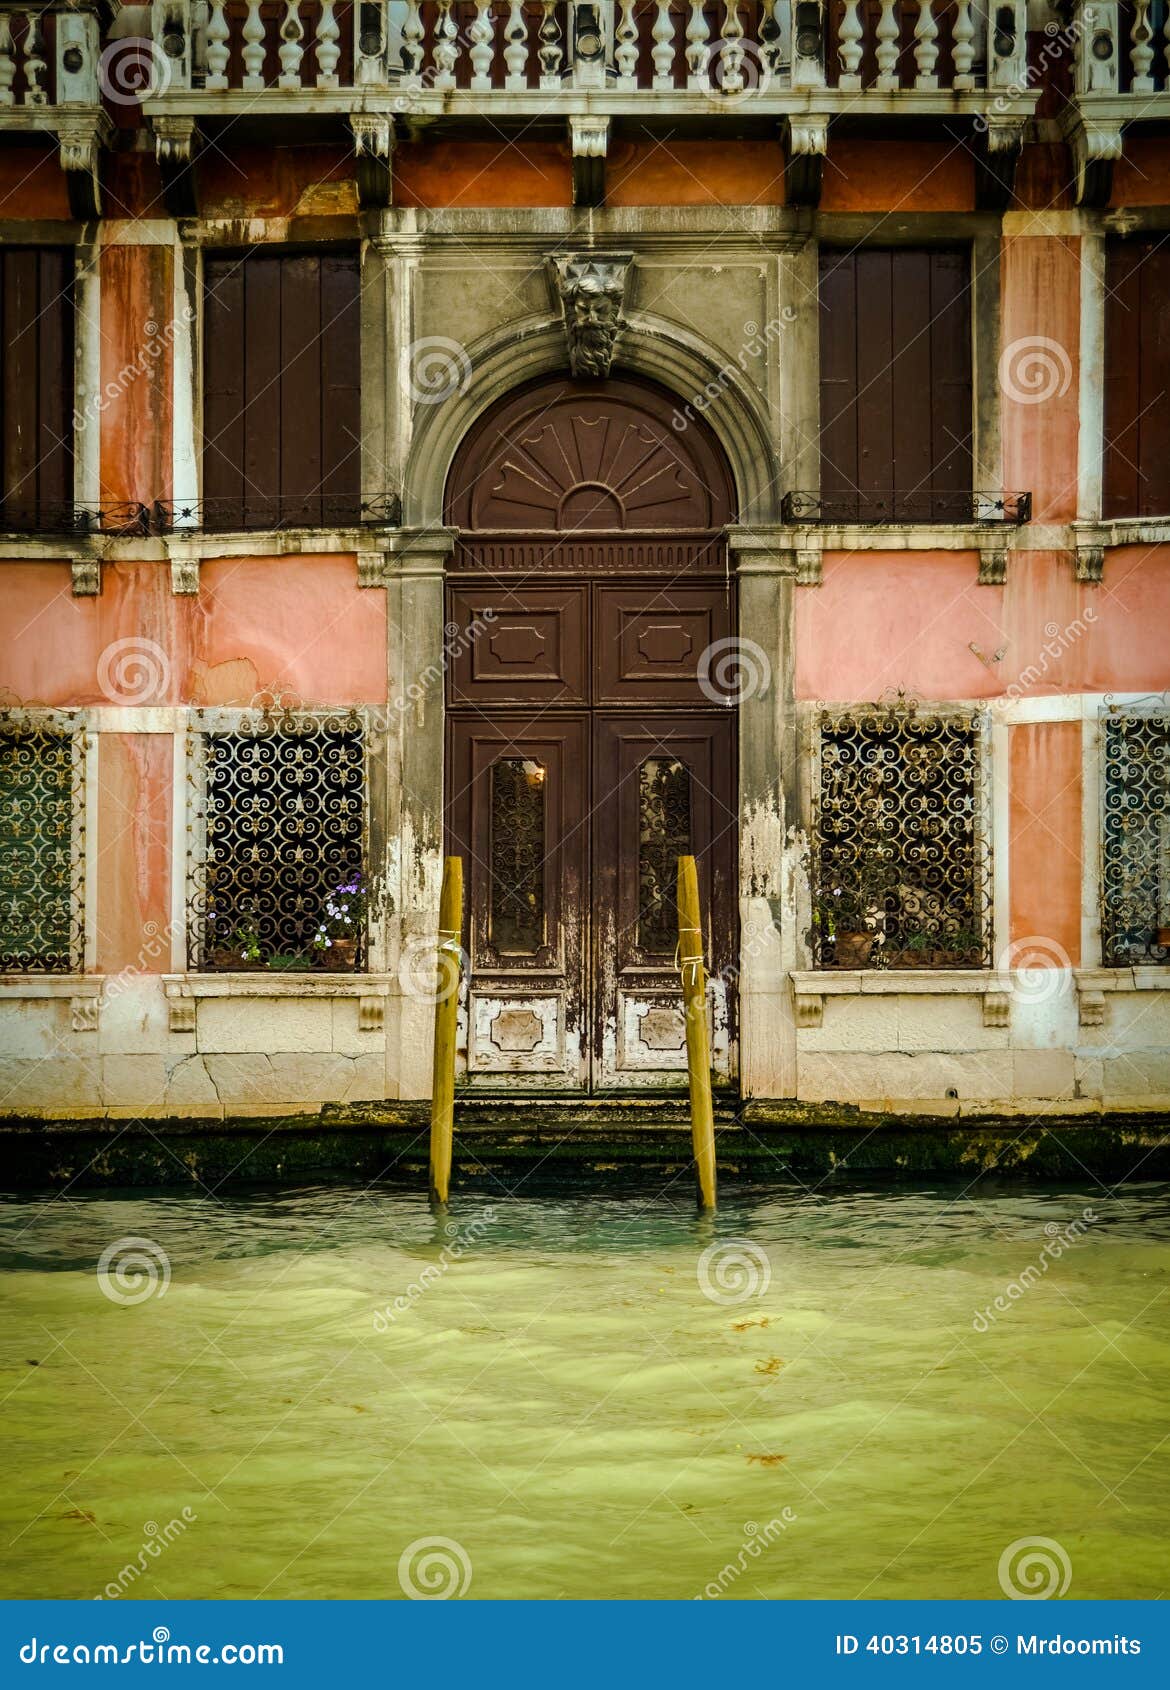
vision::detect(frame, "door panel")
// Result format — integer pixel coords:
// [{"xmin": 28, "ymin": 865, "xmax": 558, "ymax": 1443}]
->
[
  {"xmin": 594, "ymin": 585, "xmax": 732, "ymax": 705},
  {"xmin": 446, "ymin": 717, "xmax": 588, "ymax": 1089},
  {"xmin": 592, "ymin": 714, "xmax": 736, "ymax": 1091},
  {"xmin": 448, "ymin": 587, "xmax": 588, "ymax": 705}
]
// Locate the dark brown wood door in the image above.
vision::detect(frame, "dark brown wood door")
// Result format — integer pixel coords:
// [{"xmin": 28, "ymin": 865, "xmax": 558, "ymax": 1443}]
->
[{"xmin": 444, "ymin": 375, "xmax": 738, "ymax": 1094}]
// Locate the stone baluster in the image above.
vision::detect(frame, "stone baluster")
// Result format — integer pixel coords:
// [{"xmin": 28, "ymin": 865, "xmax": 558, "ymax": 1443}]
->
[
  {"xmin": 469, "ymin": 0, "xmax": 495, "ymax": 90},
  {"xmin": 315, "ymin": 0, "xmax": 340, "ymax": 86},
  {"xmin": 951, "ymin": 0, "xmax": 974, "ymax": 90},
  {"xmin": 988, "ymin": 0, "xmax": 1028, "ymax": 92},
  {"xmin": 278, "ymin": 1, "xmax": 305, "ymax": 87},
  {"xmin": 241, "ymin": 0, "xmax": 266, "ymax": 89},
  {"xmin": 0, "ymin": 18, "xmax": 14, "ymax": 106},
  {"xmin": 1131, "ymin": 0, "xmax": 1154, "ymax": 92},
  {"xmin": 651, "ymin": 0, "xmax": 675, "ymax": 87},
  {"xmin": 874, "ymin": 0, "xmax": 899, "ymax": 90},
  {"xmin": 435, "ymin": 0, "xmax": 460, "ymax": 87},
  {"xmin": 913, "ymin": 0, "xmax": 938, "ymax": 88},
  {"xmin": 402, "ymin": 0, "xmax": 424, "ymax": 82},
  {"xmin": 837, "ymin": 0, "xmax": 862, "ymax": 89},
  {"xmin": 686, "ymin": 0, "xmax": 710, "ymax": 87},
  {"xmin": 504, "ymin": 0, "xmax": 528, "ymax": 86},
  {"xmin": 23, "ymin": 13, "xmax": 46, "ymax": 105},
  {"xmin": 719, "ymin": 1, "xmax": 745, "ymax": 92},
  {"xmin": 205, "ymin": 0, "xmax": 230, "ymax": 88},
  {"xmin": 538, "ymin": 0, "xmax": 563, "ymax": 85},
  {"xmin": 615, "ymin": 0, "xmax": 638, "ymax": 87},
  {"xmin": 758, "ymin": 0, "xmax": 783, "ymax": 77}
]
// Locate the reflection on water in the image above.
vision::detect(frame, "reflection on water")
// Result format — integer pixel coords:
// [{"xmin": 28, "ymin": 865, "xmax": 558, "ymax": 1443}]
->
[{"xmin": 1, "ymin": 1179, "xmax": 1168, "ymax": 1600}]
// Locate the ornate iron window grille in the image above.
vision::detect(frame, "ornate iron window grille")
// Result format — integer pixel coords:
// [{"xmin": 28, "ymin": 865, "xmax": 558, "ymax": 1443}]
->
[
  {"xmin": 186, "ymin": 707, "xmax": 367, "ymax": 973},
  {"xmin": 810, "ymin": 699, "xmax": 993, "ymax": 970},
  {"xmin": 0, "ymin": 710, "xmax": 86, "ymax": 974},
  {"xmin": 1100, "ymin": 703, "xmax": 1170, "ymax": 967}
]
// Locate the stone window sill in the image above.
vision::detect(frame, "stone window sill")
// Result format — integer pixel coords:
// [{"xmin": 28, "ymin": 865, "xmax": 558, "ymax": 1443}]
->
[
  {"xmin": 790, "ymin": 969, "xmax": 1009, "ymax": 1030},
  {"xmin": 162, "ymin": 973, "xmax": 393, "ymax": 1033},
  {"xmin": 0, "ymin": 975, "xmax": 104, "ymax": 1032},
  {"xmin": 1074, "ymin": 966, "xmax": 1170, "ymax": 1027}
]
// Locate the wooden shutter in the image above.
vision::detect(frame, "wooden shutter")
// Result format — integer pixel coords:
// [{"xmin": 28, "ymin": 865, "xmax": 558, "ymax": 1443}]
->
[
  {"xmin": 818, "ymin": 247, "xmax": 972, "ymax": 522},
  {"xmin": 1104, "ymin": 237, "xmax": 1170, "ymax": 519},
  {"xmin": 0, "ymin": 248, "xmax": 74, "ymax": 528},
  {"xmin": 202, "ymin": 249, "xmax": 361, "ymax": 530}
]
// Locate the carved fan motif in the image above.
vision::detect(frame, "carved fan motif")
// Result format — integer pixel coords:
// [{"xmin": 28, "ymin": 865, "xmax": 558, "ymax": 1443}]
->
[{"xmin": 450, "ymin": 379, "xmax": 735, "ymax": 533}]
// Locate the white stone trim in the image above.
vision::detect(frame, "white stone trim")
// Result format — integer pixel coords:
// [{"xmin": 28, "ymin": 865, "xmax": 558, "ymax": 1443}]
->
[
  {"xmin": 73, "ymin": 244, "xmax": 101, "ymax": 506},
  {"xmin": 1077, "ymin": 233, "xmax": 1105, "ymax": 523},
  {"xmin": 167, "ymin": 973, "xmax": 398, "ymax": 998},
  {"xmin": 171, "ymin": 233, "xmax": 199, "ymax": 520}
]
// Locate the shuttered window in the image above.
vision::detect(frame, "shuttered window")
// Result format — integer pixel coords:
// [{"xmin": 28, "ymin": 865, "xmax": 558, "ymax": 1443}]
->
[
  {"xmin": 1103, "ymin": 237, "xmax": 1170, "ymax": 519},
  {"xmin": 202, "ymin": 250, "xmax": 361, "ymax": 531},
  {"xmin": 818, "ymin": 248, "xmax": 973, "ymax": 523},
  {"xmin": 0, "ymin": 248, "xmax": 74, "ymax": 530}
]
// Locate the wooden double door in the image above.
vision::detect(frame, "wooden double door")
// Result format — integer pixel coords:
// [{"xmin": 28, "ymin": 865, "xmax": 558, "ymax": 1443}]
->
[{"xmin": 445, "ymin": 578, "xmax": 737, "ymax": 1092}]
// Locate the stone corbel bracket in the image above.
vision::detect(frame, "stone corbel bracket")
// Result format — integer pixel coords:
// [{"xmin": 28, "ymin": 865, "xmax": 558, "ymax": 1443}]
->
[
  {"xmin": 780, "ymin": 116, "xmax": 828, "ymax": 209},
  {"xmin": 71, "ymin": 559, "xmax": 100, "ymax": 596},
  {"xmin": 1075, "ymin": 543, "xmax": 1105, "ymax": 584},
  {"xmin": 151, "ymin": 116, "xmax": 200, "ymax": 218},
  {"xmin": 351, "ymin": 115, "xmax": 395, "ymax": 209},
  {"xmin": 1060, "ymin": 106, "xmax": 1124, "ymax": 209},
  {"xmin": 71, "ymin": 991, "xmax": 101, "ymax": 1033},
  {"xmin": 570, "ymin": 116, "xmax": 610, "ymax": 208},
  {"xmin": 55, "ymin": 112, "xmax": 112, "ymax": 220},
  {"xmin": 975, "ymin": 114, "xmax": 1028, "ymax": 211},
  {"xmin": 167, "ymin": 542, "xmax": 200, "ymax": 596},
  {"xmin": 547, "ymin": 253, "xmax": 634, "ymax": 380},
  {"xmin": 978, "ymin": 543, "xmax": 1009, "ymax": 586},
  {"xmin": 165, "ymin": 979, "xmax": 196, "ymax": 1034}
]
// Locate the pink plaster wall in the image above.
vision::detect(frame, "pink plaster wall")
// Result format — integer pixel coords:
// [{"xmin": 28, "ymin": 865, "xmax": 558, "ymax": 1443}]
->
[
  {"xmin": 0, "ymin": 557, "xmax": 387, "ymax": 708},
  {"xmin": 96, "ymin": 734, "xmax": 173, "ymax": 975},
  {"xmin": 999, "ymin": 236, "xmax": 1082, "ymax": 524},
  {"xmin": 1009, "ymin": 722, "xmax": 1083, "ymax": 967},
  {"xmin": 795, "ymin": 549, "xmax": 1170, "ymax": 702}
]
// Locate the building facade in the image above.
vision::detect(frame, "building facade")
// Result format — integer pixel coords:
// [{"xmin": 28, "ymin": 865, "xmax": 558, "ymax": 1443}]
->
[{"xmin": 1, "ymin": 0, "xmax": 1168, "ymax": 1130}]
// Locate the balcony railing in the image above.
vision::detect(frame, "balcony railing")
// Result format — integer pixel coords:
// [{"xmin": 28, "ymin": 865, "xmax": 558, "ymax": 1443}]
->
[
  {"xmin": 781, "ymin": 489, "xmax": 1032, "ymax": 525},
  {"xmin": 0, "ymin": 495, "xmax": 402, "ymax": 536},
  {"xmin": 144, "ymin": 1, "xmax": 1023, "ymax": 99}
]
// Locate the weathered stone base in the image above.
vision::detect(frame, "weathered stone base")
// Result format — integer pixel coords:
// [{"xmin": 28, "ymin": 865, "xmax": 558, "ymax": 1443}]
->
[{"xmin": 0, "ymin": 1103, "xmax": 1166, "ymax": 1188}]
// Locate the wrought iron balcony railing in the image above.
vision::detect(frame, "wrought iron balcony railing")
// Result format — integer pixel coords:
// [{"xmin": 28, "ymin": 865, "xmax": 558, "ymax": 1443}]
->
[
  {"xmin": 781, "ymin": 489, "xmax": 1033, "ymax": 526},
  {"xmin": 0, "ymin": 494, "xmax": 402, "ymax": 536}
]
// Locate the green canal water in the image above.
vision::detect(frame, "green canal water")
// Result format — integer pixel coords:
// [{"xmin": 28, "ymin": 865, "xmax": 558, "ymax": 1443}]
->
[{"xmin": 1, "ymin": 1179, "xmax": 1167, "ymax": 1601}]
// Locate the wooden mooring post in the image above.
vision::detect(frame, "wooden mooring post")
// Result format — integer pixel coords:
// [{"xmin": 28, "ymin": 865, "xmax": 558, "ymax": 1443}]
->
[
  {"xmin": 428, "ymin": 856, "xmax": 464, "ymax": 1207},
  {"xmin": 677, "ymin": 854, "xmax": 717, "ymax": 1210}
]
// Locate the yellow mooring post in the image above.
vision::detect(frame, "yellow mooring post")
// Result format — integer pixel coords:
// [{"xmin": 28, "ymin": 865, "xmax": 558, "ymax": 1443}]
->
[
  {"xmin": 428, "ymin": 855, "xmax": 464, "ymax": 1206},
  {"xmin": 677, "ymin": 854, "xmax": 717, "ymax": 1210}
]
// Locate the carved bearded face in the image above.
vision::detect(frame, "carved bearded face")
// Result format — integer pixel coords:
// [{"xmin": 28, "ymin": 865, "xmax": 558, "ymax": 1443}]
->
[{"xmin": 567, "ymin": 276, "xmax": 624, "ymax": 376}]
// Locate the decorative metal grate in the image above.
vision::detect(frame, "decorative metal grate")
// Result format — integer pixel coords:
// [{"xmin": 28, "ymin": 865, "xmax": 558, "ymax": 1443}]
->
[
  {"xmin": 489, "ymin": 757, "xmax": 546, "ymax": 956},
  {"xmin": 638, "ymin": 757, "xmax": 692, "ymax": 956},
  {"xmin": 1100, "ymin": 704, "xmax": 1170, "ymax": 966},
  {"xmin": 187, "ymin": 707, "xmax": 366, "ymax": 972},
  {"xmin": 0, "ymin": 712, "xmax": 85, "ymax": 973},
  {"xmin": 810, "ymin": 700, "xmax": 992, "ymax": 970},
  {"xmin": 782, "ymin": 490, "xmax": 1033, "ymax": 526}
]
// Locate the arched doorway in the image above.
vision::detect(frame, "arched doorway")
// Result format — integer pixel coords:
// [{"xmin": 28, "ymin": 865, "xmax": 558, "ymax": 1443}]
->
[{"xmin": 443, "ymin": 375, "xmax": 738, "ymax": 1093}]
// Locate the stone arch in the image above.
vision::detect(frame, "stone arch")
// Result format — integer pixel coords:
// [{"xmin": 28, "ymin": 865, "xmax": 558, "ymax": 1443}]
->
[{"xmin": 402, "ymin": 312, "xmax": 779, "ymax": 529}]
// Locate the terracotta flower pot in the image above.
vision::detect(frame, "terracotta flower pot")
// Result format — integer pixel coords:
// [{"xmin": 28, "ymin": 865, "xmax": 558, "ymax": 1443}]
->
[
  {"xmin": 210, "ymin": 946, "xmax": 264, "ymax": 971},
  {"xmin": 833, "ymin": 931, "xmax": 874, "ymax": 968},
  {"xmin": 317, "ymin": 937, "xmax": 358, "ymax": 971}
]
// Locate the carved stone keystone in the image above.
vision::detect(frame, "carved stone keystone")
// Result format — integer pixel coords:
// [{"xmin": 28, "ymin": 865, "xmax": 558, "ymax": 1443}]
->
[{"xmin": 547, "ymin": 253, "xmax": 633, "ymax": 380}]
